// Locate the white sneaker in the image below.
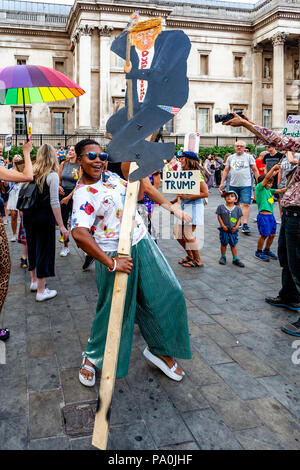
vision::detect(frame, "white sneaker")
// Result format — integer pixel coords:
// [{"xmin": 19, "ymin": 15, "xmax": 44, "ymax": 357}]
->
[
  {"xmin": 36, "ymin": 288, "xmax": 57, "ymax": 302},
  {"xmin": 60, "ymin": 247, "xmax": 70, "ymax": 257},
  {"xmin": 10, "ymin": 235, "xmax": 16, "ymax": 242},
  {"xmin": 30, "ymin": 282, "xmax": 37, "ymax": 292}
]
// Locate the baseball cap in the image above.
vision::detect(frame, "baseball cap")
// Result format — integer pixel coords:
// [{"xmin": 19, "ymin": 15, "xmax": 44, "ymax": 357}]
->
[{"xmin": 221, "ymin": 190, "xmax": 238, "ymax": 200}]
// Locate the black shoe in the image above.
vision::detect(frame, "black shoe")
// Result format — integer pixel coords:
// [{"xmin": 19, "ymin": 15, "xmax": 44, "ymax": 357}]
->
[
  {"xmin": 82, "ymin": 255, "xmax": 94, "ymax": 270},
  {"xmin": 265, "ymin": 296, "xmax": 300, "ymax": 312},
  {"xmin": 219, "ymin": 256, "xmax": 226, "ymax": 265},
  {"xmin": 0, "ymin": 328, "xmax": 10, "ymax": 341},
  {"xmin": 232, "ymin": 258, "xmax": 245, "ymax": 268}
]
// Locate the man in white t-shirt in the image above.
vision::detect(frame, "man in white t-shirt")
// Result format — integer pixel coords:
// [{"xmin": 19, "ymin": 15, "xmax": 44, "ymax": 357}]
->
[{"xmin": 220, "ymin": 140, "xmax": 259, "ymax": 234}]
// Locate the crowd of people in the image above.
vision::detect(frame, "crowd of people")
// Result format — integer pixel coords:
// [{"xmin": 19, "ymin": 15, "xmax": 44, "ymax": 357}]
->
[{"xmin": 0, "ymin": 113, "xmax": 299, "ymax": 381}]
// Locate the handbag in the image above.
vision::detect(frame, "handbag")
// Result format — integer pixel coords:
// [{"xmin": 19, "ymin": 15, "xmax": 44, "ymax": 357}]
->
[{"xmin": 17, "ymin": 181, "xmax": 38, "ymax": 211}]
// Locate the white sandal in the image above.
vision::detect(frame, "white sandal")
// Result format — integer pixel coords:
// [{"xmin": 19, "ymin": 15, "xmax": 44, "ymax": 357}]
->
[
  {"xmin": 79, "ymin": 353, "xmax": 95, "ymax": 387},
  {"xmin": 143, "ymin": 347, "xmax": 185, "ymax": 382}
]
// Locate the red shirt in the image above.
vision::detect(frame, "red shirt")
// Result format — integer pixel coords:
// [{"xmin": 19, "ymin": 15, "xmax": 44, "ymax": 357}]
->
[{"xmin": 255, "ymin": 158, "xmax": 266, "ymax": 175}]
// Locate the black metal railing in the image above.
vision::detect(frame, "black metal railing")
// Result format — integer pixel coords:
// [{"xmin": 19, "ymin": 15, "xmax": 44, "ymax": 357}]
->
[{"xmin": 0, "ymin": 133, "xmax": 258, "ymax": 150}]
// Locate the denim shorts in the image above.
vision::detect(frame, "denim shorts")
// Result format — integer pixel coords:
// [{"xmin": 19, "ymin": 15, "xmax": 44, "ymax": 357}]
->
[
  {"xmin": 257, "ymin": 213, "xmax": 277, "ymax": 237},
  {"xmin": 229, "ymin": 185, "xmax": 252, "ymax": 204},
  {"xmin": 218, "ymin": 227, "xmax": 239, "ymax": 247}
]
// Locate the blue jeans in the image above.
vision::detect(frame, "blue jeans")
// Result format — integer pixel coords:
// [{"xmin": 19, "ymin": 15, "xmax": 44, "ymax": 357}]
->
[
  {"xmin": 229, "ymin": 185, "xmax": 252, "ymax": 205},
  {"xmin": 278, "ymin": 208, "xmax": 300, "ymax": 303}
]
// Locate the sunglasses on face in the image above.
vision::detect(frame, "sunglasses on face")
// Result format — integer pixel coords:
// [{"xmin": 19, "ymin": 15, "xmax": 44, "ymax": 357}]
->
[{"xmin": 81, "ymin": 152, "xmax": 108, "ymax": 161}]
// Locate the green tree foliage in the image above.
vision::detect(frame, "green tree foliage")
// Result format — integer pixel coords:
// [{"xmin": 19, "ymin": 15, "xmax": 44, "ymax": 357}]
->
[
  {"xmin": 2, "ymin": 144, "xmax": 38, "ymax": 161},
  {"xmin": 175, "ymin": 143, "xmax": 266, "ymax": 161}
]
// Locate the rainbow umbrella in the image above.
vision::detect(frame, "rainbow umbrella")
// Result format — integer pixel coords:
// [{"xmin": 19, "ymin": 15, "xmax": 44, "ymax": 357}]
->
[{"xmin": 0, "ymin": 65, "xmax": 85, "ymax": 140}]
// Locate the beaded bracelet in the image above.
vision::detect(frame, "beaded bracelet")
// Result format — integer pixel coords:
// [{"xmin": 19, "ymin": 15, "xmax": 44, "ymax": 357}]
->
[{"xmin": 108, "ymin": 257, "xmax": 117, "ymax": 273}]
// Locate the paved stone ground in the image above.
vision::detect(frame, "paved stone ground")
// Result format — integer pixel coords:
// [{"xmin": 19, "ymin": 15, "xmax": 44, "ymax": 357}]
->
[{"xmin": 1, "ymin": 188, "xmax": 300, "ymax": 450}]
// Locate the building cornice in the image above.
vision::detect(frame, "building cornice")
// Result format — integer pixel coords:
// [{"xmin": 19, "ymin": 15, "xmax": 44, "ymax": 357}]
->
[
  {"xmin": 166, "ymin": 18, "xmax": 252, "ymax": 33},
  {"xmin": 0, "ymin": 25, "xmax": 68, "ymax": 38},
  {"xmin": 253, "ymin": 9, "xmax": 300, "ymax": 32},
  {"xmin": 1, "ymin": 2, "xmax": 300, "ymax": 41},
  {"xmin": 67, "ymin": 1, "xmax": 173, "ymax": 36}
]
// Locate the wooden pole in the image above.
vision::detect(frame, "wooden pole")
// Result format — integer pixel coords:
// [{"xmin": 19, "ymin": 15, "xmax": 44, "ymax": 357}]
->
[{"xmin": 92, "ymin": 25, "xmax": 140, "ymax": 451}]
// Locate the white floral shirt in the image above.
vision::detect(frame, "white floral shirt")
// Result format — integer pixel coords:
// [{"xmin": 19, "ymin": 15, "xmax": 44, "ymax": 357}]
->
[{"xmin": 71, "ymin": 170, "xmax": 146, "ymax": 251}]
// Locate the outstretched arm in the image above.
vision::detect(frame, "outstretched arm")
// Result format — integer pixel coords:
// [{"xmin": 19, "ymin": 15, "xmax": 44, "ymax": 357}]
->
[
  {"xmin": 261, "ymin": 163, "xmax": 280, "ymax": 187},
  {"xmin": 0, "ymin": 141, "xmax": 33, "ymax": 183},
  {"xmin": 223, "ymin": 112, "xmax": 300, "ymax": 152}
]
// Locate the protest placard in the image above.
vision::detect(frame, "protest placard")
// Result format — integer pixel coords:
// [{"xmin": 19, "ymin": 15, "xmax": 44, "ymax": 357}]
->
[
  {"xmin": 4, "ymin": 134, "xmax": 12, "ymax": 152},
  {"xmin": 282, "ymin": 115, "xmax": 300, "ymax": 137},
  {"xmin": 163, "ymin": 170, "xmax": 200, "ymax": 194}
]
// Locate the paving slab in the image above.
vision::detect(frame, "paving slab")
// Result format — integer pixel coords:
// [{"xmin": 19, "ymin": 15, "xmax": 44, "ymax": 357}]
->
[
  {"xmin": 246, "ymin": 397, "xmax": 300, "ymax": 450},
  {"xmin": 224, "ymin": 346, "xmax": 277, "ymax": 378},
  {"xmin": 27, "ymin": 356, "xmax": 60, "ymax": 392},
  {"xmin": 200, "ymin": 382, "xmax": 262, "ymax": 431},
  {"xmin": 29, "ymin": 389, "xmax": 64, "ymax": 440},
  {"xmin": 0, "ymin": 416, "xmax": 28, "ymax": 450},
  {"xmin": 212, "ymin": 362, "xmax": 270, "ymax": 400},
  {"xmin": 182, "ymin": 408, "xmax": 242, "ymax": 450},
  {"xmin": 234, "ymin": 426, "xmax": 286, "ymax": 450}
]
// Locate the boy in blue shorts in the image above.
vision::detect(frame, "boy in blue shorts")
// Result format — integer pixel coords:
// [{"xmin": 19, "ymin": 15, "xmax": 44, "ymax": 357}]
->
[
  {"xmin": 216, "ymin": 190, "xmax": 245, "ymax": 267},
  {"xmin": 254, "ymin": 164, "xmax": 286, "ymax": 262}
]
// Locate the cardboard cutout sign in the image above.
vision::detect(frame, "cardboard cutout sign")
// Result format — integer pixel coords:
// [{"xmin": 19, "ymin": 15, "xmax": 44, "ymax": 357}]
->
[
  {"xmin": 163, "ymin": 170, "xmax": 200, "ymax": 194},
  {"xmin": 106, "ymin": 18, "xmax": 191, "ymax": 181}
]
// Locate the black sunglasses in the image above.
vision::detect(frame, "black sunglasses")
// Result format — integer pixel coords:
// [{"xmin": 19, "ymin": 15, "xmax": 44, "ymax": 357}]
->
[{"xmin": 81, "ymin": 152, "xmax": 108, "ymax": 161}]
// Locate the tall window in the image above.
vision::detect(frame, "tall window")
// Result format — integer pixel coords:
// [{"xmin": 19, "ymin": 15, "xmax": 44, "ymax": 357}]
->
[
  {"xmin": 198, "ymin": 108, "xmax": 209, "ymax": 134},
  {"xmin": 53, "ymin": 112, "xmax": 65, "ymax": 135},
  {"xmin": 234, "ymin": 57, "xmax": 243, "ymax": 78},
  {"xmin": 200, "ymin": 54, "xmax": 209, "ymax": 76},
  {"xmin": 15, "ymin": 111, "xmax": 27, "ymax": 135},
  {"xmin": 263, "ymin": 109, "xmax": 272, "ymax": 128}
]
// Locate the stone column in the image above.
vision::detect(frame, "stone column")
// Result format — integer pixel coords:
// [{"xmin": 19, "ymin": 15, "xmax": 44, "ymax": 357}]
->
[
  {"xmin": 78, "ymin": 24, "xmax": 93, "ymax": 130},
  {"xmin": 99, "ymin": 25, "xmax": 114, "ymax": 132},
  {"xmin": 272, "ymin": 32, "xmax": 287, "ymax": 130},
  {"xmin": 71, "ymin": 30, "xmax": 80, "ymax": 130},
  {"xmin": 251, "ymin": 44, "xmax": 263, "ymax": 126}
]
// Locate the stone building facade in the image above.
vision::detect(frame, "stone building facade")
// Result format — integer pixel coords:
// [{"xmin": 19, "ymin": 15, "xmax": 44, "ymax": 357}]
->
[{"xmin": 1, "ymin": 0, "xmax": 300, "ymax": 143}]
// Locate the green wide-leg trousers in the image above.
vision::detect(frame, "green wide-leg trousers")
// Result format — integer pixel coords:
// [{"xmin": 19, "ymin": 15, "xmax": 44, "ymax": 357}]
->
[{"xmin": 84, "ymin": 234, "xmax": 191, "ymax": 378}]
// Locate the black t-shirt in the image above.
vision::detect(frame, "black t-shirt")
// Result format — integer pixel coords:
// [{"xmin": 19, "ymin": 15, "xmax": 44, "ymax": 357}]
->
[{"xmin": 262, "ymin": 152, "xmax": 283, "ymax": 188}]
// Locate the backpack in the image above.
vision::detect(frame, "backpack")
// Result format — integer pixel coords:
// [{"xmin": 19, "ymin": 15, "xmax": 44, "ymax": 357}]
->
[{"xmin": 17, "ymin": 181, "xmax": 38, "ymax": 211}]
